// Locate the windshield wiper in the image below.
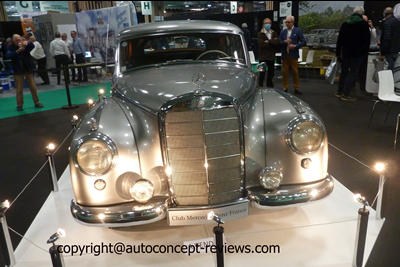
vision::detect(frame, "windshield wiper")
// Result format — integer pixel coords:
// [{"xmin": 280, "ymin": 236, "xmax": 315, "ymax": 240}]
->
[
  {"xmin": 212, "ymin": 57, "xmax": 244, "ymax": 64},
  {"xmin": 155, "ymin": 59, "xmax": 194, "ymax": 67}
]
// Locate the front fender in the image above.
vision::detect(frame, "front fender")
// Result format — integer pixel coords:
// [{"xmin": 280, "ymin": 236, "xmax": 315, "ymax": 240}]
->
[{"xmin": 243, "ymin": 89, "xmax": 328, "ymax": 187}]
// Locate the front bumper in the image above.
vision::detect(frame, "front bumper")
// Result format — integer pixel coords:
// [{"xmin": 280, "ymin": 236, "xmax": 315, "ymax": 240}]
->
[
  {"xmin": 248, "ymin": 174, "xmax": 334, "ymax": 208},
  {"xmin": 70, "ymin": 197, "xmax": 169, "ymax": 227}
]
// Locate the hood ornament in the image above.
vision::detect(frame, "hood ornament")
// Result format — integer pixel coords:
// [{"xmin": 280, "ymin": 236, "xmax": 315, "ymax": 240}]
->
[{"xmin": 192, "ymin": 72, "xmax": 206, "ymax": 93}]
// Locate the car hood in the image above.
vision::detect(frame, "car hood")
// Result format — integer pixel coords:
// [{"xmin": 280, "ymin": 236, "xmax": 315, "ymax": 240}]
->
[{"xmin": 113, "ymin": 63, "xmax": 256, "ymax": 112}]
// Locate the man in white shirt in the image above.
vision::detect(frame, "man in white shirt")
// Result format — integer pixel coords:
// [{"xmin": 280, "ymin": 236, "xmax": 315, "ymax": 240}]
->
[
  {"xmin": 50, "ymin": 32, "xmax": 70, "ymax": 85},
  {"xmin": 62, "ymin": 33, "xmax": 74, "ymax": 80},
  {"xmin": 29, "ymin": 36, "xmax": 50, "ymax": 85}
]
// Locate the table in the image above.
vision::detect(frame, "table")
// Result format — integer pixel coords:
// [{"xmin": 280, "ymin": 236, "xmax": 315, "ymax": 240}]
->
[{"xmin": 70, "ymin": 62, "xmax": 104, "ymax": 84}]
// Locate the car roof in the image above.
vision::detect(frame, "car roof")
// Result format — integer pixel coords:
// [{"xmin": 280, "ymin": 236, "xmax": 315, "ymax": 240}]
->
[{"xmin": 118, "ymin": 20, "xmax": 241, "ymax": 38}]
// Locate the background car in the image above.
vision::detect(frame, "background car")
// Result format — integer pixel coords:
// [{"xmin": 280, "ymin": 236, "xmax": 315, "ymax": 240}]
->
[
  {"xmin": 68, "ymin": 20, "xmax": 334, "ymax": 227},
  {"xmin": 304, "ymin": 29, "xmax": 327, "ymax": 48}
]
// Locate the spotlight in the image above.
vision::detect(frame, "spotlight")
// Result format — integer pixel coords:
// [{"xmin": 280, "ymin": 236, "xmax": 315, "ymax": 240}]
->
[
  {"xmin": 98, "ymin": 89, "xmax": 105, "ymax": 100},
  {"xmin": 208, "ymin": 211, "xmax": 225, "ymax": 266},
  {"xmin": 46, "ymin": 143, "xmax": 55, "ymax": 155},
  {"xmin": 354, "ymin": 193, "xmax": 369, "ymax": 209},
  {"xmin": 71, "ymin": 115, "xmax": 79, "ymax": 129},
  {"xmin": 47, "ymin": 228, "xmax": 66, "ymax": 244},
  {"xmin": 0, "ymin": 200, "xmax": 10, "ymax": 210},
  {"xmin": 374, "ymin": 162, "xmax": 387, "ymax": 174},
  {"xmin": 87, "ymin": 98, "xmax": 94, "ymax": 109},
  {"xmin": 207, "ymin": 211, "xmax": 224, "ymax": 226},
  {"xmin": 47, "ymin": 228, "xmax": 66, "ymax": 266}
]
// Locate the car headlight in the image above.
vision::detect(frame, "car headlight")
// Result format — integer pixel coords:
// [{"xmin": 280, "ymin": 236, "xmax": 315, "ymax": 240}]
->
[
  {"xmin": 285, "ymin": 115, "xmax": 324, "ymax": 154},
  {"xmin": 259, "ymin": 167, "xmax": 283, "ymax": 190},
  {"xmin": 74, "ymin": 134, "xmax": 118, "ymax": 176},
  {"xmin": 130, "ymin": 179, "xmax": 154, "ymax": 203}
]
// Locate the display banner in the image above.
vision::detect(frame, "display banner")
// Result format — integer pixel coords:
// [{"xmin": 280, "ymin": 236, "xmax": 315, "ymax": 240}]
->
[
  {"xmin": 20, "ymin": 11, "xmax": 46, "ymax": 36},
  {"xmin": 40, "ymin": 1, "xmax": 69, "ymax": 13},
  {"xmin": 280, "ymin": 1, "xmax": 292, "ymax": 17},
  {"xmin": 17, "ymin": 1, "xmax": 33, "ymax": 12},
  {"xmin": 230, "ymin": 2, "xmax": 238, "ymax": 14},
  {"xmin": 75, "ymin": 4, "xmax": 137, "ymax": 63}
]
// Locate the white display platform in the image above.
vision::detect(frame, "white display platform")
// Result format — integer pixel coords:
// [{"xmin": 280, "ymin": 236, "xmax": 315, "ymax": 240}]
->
[{"xmin": 14, "ymin": 168, "xmax": 384, "ymax": 267}]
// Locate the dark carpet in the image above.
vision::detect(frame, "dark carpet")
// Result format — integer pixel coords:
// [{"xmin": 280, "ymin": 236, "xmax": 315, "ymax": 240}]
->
[{"xmin": 0, "ymin": 75, "xmax": 399, "ymax": 266}]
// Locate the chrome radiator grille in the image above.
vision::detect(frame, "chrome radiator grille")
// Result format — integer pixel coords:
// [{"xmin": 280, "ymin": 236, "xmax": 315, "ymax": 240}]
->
[{"xmin": 164, "ymin": 107, "xmax": 243, "ymax": 206}]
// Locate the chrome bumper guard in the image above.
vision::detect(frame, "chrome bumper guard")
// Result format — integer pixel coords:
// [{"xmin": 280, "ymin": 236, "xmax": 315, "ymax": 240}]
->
[
  {"xmin": 70, "ymin": 197, "xmax": 168, "ymax": 227},
  {"xmin": 248, "ymin": 175, "xmax": 334, "ymax": 208}
]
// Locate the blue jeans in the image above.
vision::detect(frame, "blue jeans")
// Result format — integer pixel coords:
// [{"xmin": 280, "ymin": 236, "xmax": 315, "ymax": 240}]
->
[
  {"xmin": 338, "ymin": 55, "xmax": 365, "ymax": 96},
  {"xmin": 385, "ymin": 54, "xmax": 398, "ymax": 72}
]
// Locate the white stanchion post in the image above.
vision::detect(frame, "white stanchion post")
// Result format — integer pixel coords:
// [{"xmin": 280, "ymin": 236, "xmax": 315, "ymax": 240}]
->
[
  {"xmin": 46, "ymin": 144, "xmax": 59, "ymax": 192},
  {"xmin": 375, "ymin": 173, "xmax": 386, "ymax": 220},
  {"xmin": 0, "ymin": 212, "xmax": 16, "ymax": 267}
]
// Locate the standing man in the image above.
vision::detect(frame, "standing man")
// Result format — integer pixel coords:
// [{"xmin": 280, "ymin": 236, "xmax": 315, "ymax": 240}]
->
[
  {"xmin": 257, "ymin": 17, "xmax": 279, "ymax": 88},
  {"xmin": 279, "ymin": 15, "xmax": 306, "ymax": 95},
  {"xmin": 29, "ymin": 35, "xmax": 50, "ymax": 85},
  {"xmin": 62, "ymin": 33, "xmax": 74, "ymax": 80},
  {"xmin": 241, "ymin": 23, "xmax": 252, "ymax": 50},
  {"xmin": 50, "ymin": 32, "xmax": 70, "ymax": 85},
  {"xmin": 6, "ymin": 34, "xmax": 43, "ymax": 111},
  {"xmin": 70, "ymin": 30, "xmax": 88, "ymax": 82},
  {"xmin": 356, "ymin": 16, "xmax": 376, "ymax": 92},
  {"xmin": 379, "ymin": 7, "xmax": 400, "ymax": 72},
  {"xmin": 335, "ymin": 6, "xmax": 370, "ymax": 101}
]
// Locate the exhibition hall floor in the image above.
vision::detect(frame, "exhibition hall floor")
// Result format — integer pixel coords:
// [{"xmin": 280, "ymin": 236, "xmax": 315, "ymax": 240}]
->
[{"xmin": 14, "ymin": 168, "xmax": 384, "ymax": 267}]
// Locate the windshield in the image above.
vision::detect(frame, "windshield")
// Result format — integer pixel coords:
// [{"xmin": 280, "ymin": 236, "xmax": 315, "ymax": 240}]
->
[{"xmin": 118, "ymin": 32, "xmax": 246, "ymax": 73}]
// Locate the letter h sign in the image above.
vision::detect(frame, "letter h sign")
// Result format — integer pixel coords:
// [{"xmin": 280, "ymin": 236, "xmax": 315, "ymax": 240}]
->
[{"xmin": 141, "ymin": 1, "xmax": 152, "ymax": 15}]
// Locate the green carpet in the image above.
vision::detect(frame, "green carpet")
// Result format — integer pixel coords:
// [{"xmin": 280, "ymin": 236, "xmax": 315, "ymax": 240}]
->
[{"xmin": 0, "ymin": 82, "xmax": 112, "ymax": 119}]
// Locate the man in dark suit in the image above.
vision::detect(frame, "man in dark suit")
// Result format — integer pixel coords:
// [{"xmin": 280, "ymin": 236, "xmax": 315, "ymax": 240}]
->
[
  {"xmin": 279, "ymin": 15, "xmax": 306, "ymax": 95},
  {"xmin": 336, "ymin": 6, "xmax": 370, "ymax": 101},
  {"xmin": 7, "ymin": 34, "xmax": 43, "ymax": 111},
  {"xmin": 379, "ymin": 7, "xmax": 400, "ymax": 72}
]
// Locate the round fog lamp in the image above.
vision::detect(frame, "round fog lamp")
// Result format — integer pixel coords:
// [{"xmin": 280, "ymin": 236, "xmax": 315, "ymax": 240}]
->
[
  {"xmin": 259, "ymin": 167, "xmax": 283, "ymax": 190},
  {"xmin": 130, "ymin": 179, "xmax": 154, "ymax": 203}
]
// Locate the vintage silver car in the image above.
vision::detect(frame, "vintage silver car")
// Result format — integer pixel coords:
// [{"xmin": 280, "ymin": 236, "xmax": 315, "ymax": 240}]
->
[{"xmin": 69, "ymin": 20, "xmax": 334, "ymax": 227}]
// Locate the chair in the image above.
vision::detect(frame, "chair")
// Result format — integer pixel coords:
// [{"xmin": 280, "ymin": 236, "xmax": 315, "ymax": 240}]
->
[
  {"xmin": 368, "ymin": 70, "xmax": 400, "ymax": 149},
  {"xmin": 248, "ymin": 51, "xmax": 257, "ymax": 65},
  {"xmin": 274, "ymin": 52, "xmax": 282, "ymax": 79},
  {"xmin": 299, "ymin": 50, "xmax": 315, "ymax": 79},
  {"xmin": 89, "ymin": 58, "xmax": 103, "ymax": 83}
]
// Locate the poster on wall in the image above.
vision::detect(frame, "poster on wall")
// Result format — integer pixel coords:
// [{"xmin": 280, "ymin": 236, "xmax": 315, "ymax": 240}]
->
[
  {"xmin": 298, "ymin": 1, "xmax": 368, "ymax": 50},
  {"xmin": 45, "ymin": 22, "xmax": 54, "ymax": 40},
  {"xmin": 20, "ymin": 11, "xmax": 46, "ymax": 36},
  {"xmin": 40, "ymin": 1, "xmax": 69, "ymax": 13},
  {"xmin": 39, "ymin": 23, "xmax": 46, "ymax": 41},
  {"xmin": 280, "ymin": 1, "xmax": 292, "ymax": 17},
  {"xmin": 75, "ymin": 3, "xmax": 137, "ymax": 63}
]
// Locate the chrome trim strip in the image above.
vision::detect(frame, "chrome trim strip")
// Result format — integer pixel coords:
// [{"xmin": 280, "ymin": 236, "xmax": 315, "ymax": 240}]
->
[
  {"xmin": 168, "ymin": 198, "xmax": 249, "ymax": 211},
  {"xmin": 70, "ymin": 198, "xmax": 168, "ymax": 227},
  {"xmin": 90, "ymin": 100, "xmax": 106, "ymax": 130},
  {"xmin": 275, "ymin": 90, "xmax": 306, "ymax": 114},
  {"xmin": 248, "ymin": 175, "xmax": 334, "ymax": 207}
]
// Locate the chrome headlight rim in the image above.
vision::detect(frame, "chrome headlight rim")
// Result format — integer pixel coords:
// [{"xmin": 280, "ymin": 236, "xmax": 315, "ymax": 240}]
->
[
  {"xmin": 72, "ymin": 133, "xmax": 118, "ymax": 176},
  {"xmin": 285, "ymin": 115, "xmax": 325, "ymax": 155}
]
